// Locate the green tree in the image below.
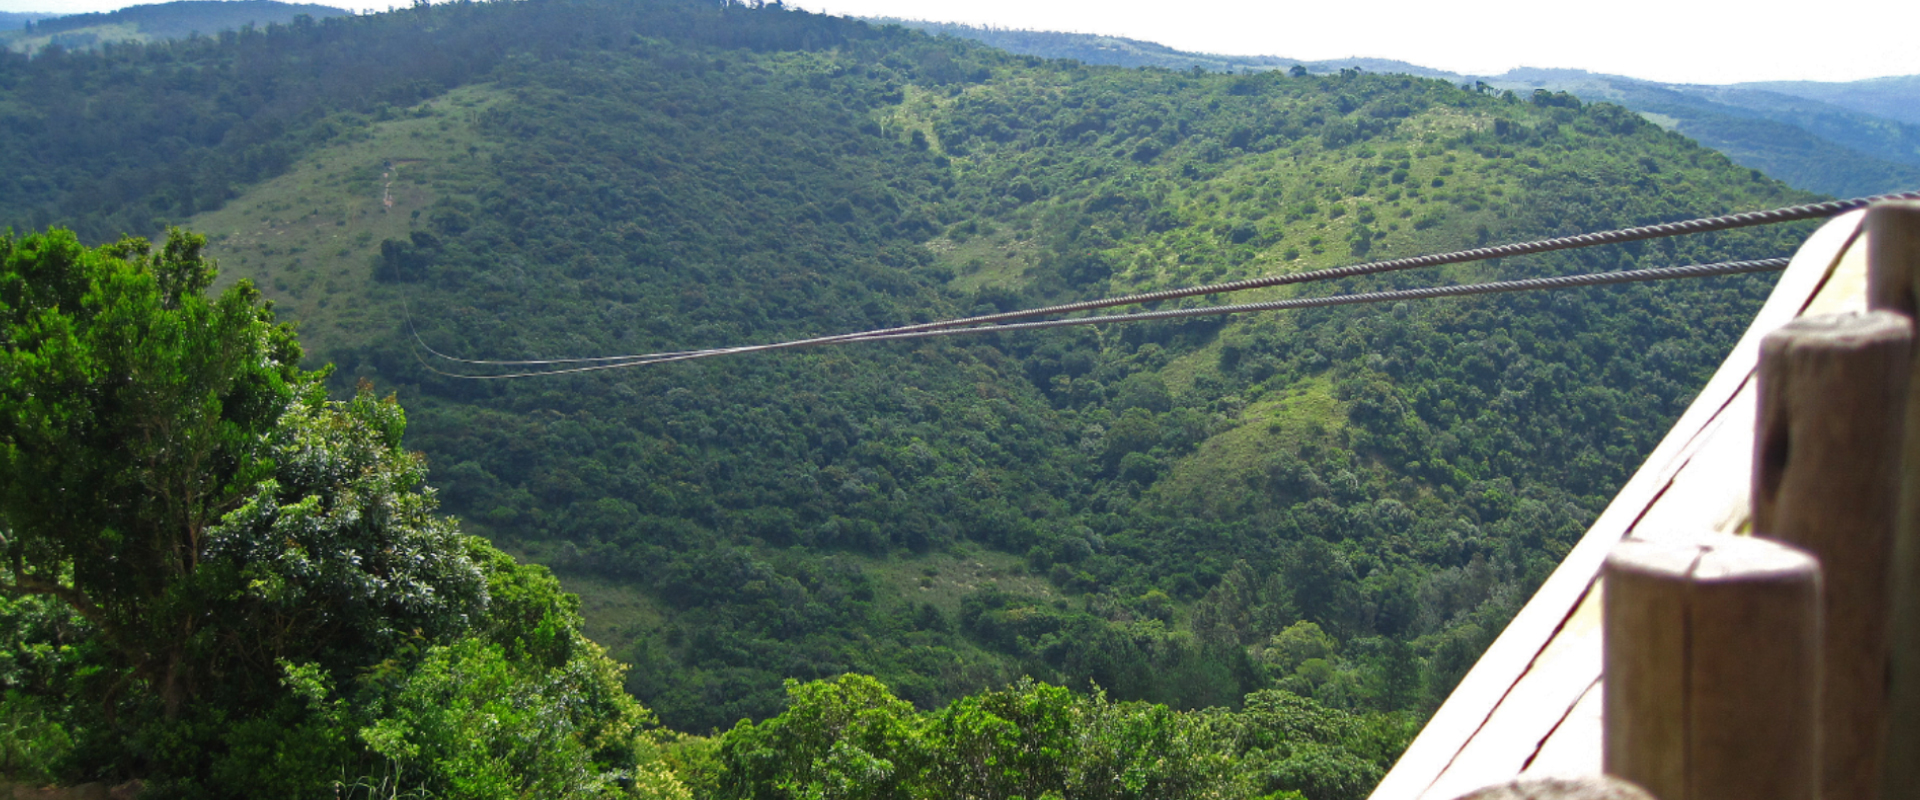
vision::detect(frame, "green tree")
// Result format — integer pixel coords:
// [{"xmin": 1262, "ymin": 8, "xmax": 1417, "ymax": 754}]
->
[
  {"xmin": 354, "ymin": 636, "xmax": 675, "ymax": 800},
  {"xmin": 0, "ymin": 227, "xmax": 686, "ymax": 797},
  {"xmin": 0, "ymin": 226, "xmax": 493, "ymax": 715},
  {"xmin": 1264, "ymin": 621, "xmax": 1337, "ymax": 675},
  {"xmin": 1226, "ymin": 691, "xmax": 1407, "ymax": 800},
  {"xmin": 717, "ymin": 674, "xmax": 922, "ymax": 800},
  {"xmin": 0, "ymin": 227, "xmax": 319, "ymax": 715},
  {"xmin": 712, "ymin": 675, "xmax": 1240, "ymax": 800}
]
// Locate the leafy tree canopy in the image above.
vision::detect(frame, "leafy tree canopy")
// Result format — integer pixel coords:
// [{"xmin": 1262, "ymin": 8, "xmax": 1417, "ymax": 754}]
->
[{"xmin": 0, "ymin": 227, "xmax": 684, "ymax": 797}]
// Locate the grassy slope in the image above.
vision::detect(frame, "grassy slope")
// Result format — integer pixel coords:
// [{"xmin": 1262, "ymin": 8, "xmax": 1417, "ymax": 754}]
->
[
  {"xmin": 905, "ymin": 74, "xmax": 1514, "ymax": 539},
  {"xmin": 907, "ymin": 93, "xmax": 1575, "ymax": 525},
  {"xmin": 1151, "ymin": 375, "xmax": 1345, "ymax": 517},
  {"xmin": 197, "ymin": 85, "xmax": 506, "ymax": 357}
]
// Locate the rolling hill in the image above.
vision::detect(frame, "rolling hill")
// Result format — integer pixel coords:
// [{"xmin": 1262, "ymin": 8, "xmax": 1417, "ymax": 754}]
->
[{"xmin": 886, "ymin": 20, "xmax": 1920, "ymax": 198}]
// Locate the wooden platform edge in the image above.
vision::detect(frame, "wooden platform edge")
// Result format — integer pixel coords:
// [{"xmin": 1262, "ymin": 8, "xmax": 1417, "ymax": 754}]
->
[{"xmin": 1366, "ymin": 210, "xmax": 1869, "ymax": 800}]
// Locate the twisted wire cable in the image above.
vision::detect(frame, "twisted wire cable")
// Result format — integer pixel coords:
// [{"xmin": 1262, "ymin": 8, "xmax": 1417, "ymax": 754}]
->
[
  {"xmin": 416, "ymin": 258, "xmax": 1786, "ymax": 379},
  {"xmin": 844, "ymin": 258, "xmax": 1791, "ymax": 343},
  {"xmin": 412, "ymin": 190, "xmax": 1914, "ymax": 369},
  {"xmin": 871, "ymin": 193, "xmax": 1900, "ymax": 336}
]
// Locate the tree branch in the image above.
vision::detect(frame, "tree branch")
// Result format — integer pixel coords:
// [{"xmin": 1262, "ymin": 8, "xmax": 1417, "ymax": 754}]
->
[{"xmin": 0, "ymin": 573, "xmax": 111, "ymax": 635}]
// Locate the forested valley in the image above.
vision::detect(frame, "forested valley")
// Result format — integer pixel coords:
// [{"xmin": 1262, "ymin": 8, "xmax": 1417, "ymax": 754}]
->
[{"xmin": 0, "ymin": 0, "xmax": 1820, "ymax": 796}]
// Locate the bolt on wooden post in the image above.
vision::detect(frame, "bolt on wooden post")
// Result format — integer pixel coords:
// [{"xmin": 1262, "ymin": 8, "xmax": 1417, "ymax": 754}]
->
[
  {"xmin": 1864, "ymin": 200, "xmax": 1920, "ymax": 799},
  {"xmin": 1753, "ymin": 310, "xmax": 1912, "ymax": 800},
  {"xmin": 1602, "ymin": 531, "xmax": 1821, "ymax": 800}
]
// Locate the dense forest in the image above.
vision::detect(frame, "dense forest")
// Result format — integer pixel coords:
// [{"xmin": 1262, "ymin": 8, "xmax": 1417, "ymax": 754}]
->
[{"xmin": 0, "ymin": 0, "xmax": 1823, "ymax": 796}]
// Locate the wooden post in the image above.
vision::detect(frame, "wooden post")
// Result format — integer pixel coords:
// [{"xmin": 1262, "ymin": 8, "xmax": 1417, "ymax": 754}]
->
[
  {"xmin": 1603, "ymin": 531, "xmax": 1821, "ymax": 800},
  {"xmin": 1866, "ymin": 201, "xmax": 1920, "ymax": 316},
  {"xmin": 1753, "ymin": 310, "xmax": 1912, "ymax": 800},
  {"xmin": 1864, "ymin": 201, "xmax": 1920, "ymax": 800}
]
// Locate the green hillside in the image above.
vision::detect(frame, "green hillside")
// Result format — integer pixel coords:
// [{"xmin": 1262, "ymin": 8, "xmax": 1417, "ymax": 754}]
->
[
  {"xmin": 1491, "ymin": 68, "xmax": 1920, "ymax": 197},
  {"xmin": 889, "ymin": 22, "xmax": 1920, "ymax": 198},
  {"xmin": 171, "ymin": 2, "xmax": 1807, "ymax": 732},
  {"xmin": 0, "ymin": 0, "xmax": 1822, "ymax": 795}
]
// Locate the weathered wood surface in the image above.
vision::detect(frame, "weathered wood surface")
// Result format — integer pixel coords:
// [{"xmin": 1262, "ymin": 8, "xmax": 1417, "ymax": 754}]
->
[
  {"xmin": 1603, "ymin": 531, "xmax": 1821, "ymax": 800},
  {"xmin": 1865, "ymin": 201, "xmax": 1920, "ymax": 799},
  {"xmin": 1865, "ymin": 201, "xmax": 1920, "ymax": 315},
  {"xmin": 1368, "ymin": 209, "xmax": 1871, "ymax": 800},
  {"xmin": 1753, "ymin": 310, "xmax": 1910, "ymax": 800},
  {"xmin": 1522, "ymin": 676, "xmax": 1601, "ymax": 776}
]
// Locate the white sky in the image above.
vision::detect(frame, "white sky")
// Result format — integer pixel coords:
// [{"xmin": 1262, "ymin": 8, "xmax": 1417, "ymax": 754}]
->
[{"xmin": 6, "ymin": 0, "xmax": 1917, "ymax": 85}]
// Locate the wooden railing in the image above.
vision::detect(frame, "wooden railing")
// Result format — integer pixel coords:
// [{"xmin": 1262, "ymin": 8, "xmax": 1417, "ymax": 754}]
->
[{"xmin": 1369, "ymin": 202, "xmax": 1920, "ymax": 800}]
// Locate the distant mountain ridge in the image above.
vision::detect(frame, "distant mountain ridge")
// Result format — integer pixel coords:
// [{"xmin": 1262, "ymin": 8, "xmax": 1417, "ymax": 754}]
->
[
  {"xmin": 2, "ymin": 0, "xmax": 349, "ymax": 52},
  {"xmin": 870, "ymin": 20, "xmax": 1458, "ymax": 80},
  {"xmin": 1740, "ymin": 75, "xmax": 1920, "ymax": 127},
  {"xmin": 0, "ymin": 11, "xmax": 57, "ymax": 30},
  {"xmin": 879, "ymin": 19, "xmax": 1920, "ymax": 198},
  {"xmin": 1487, "ymin": 67, "xmax": 1920, "ymax": 197}
]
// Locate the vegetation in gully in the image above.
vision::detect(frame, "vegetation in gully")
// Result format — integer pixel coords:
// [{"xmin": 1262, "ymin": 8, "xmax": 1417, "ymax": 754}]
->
[{"xmin": 0, "ymin": 0, "xmax": 1821, "ymax": 796}]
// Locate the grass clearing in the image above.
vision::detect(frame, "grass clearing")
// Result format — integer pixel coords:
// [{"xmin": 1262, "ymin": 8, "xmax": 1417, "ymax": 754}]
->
[
  {"xmin": 934, "ymin": 230, "xmax": 1042, "ymax": 293},
  {"xmin": 556, "ymin": 573, "xmax": 672, "ymax": 647},
  {"xmin": 551, "ymin": 545, "xmax": 1057, "ymax": 675},
  {"xmin": 1157, "ymin": 334, "xmax": 1224, "ymax": 397},
  {"xmin": 195, "ymin": 83, "xmax": 509, "ymax": 360},
  {"xmin": 865, "ymin": 547, "xmax": 1057, "ymax": 614},
  {"xmin": 1149, "ymin": 373, "xmax": 1345, "ymax": 514}
]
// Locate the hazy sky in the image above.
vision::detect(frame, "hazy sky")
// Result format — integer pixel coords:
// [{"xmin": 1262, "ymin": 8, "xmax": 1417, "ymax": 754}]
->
[{"xmin": 6, "ymin": 0, "xmax": 1916, "ymax": 85}]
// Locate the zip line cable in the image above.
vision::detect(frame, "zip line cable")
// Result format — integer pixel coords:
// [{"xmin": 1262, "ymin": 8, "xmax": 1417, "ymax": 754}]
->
[
  {"xmin": 412, "ymin": 258, "xmax": 1789, "ymax": 379},
  {"xmin": 408, "ymin": 189, "xmax": 1918, "ymax": 375},
  {"xmin": 854, "ymin": 258, "xmax": 1793, "ymax": 341},
  {"xmin": 401, "ymin": 290, "xmax": 714, "ymax": 367}
]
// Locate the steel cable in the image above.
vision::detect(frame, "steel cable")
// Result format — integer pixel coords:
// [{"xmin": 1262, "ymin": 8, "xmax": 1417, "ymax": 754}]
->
[
  {"xmin": 416, "ymin": 258, "xmax": 1787, "ymax": 379},
  {"xmin": 411, "ymin": 190, "xmax": 1914, "ymax": 369}
]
